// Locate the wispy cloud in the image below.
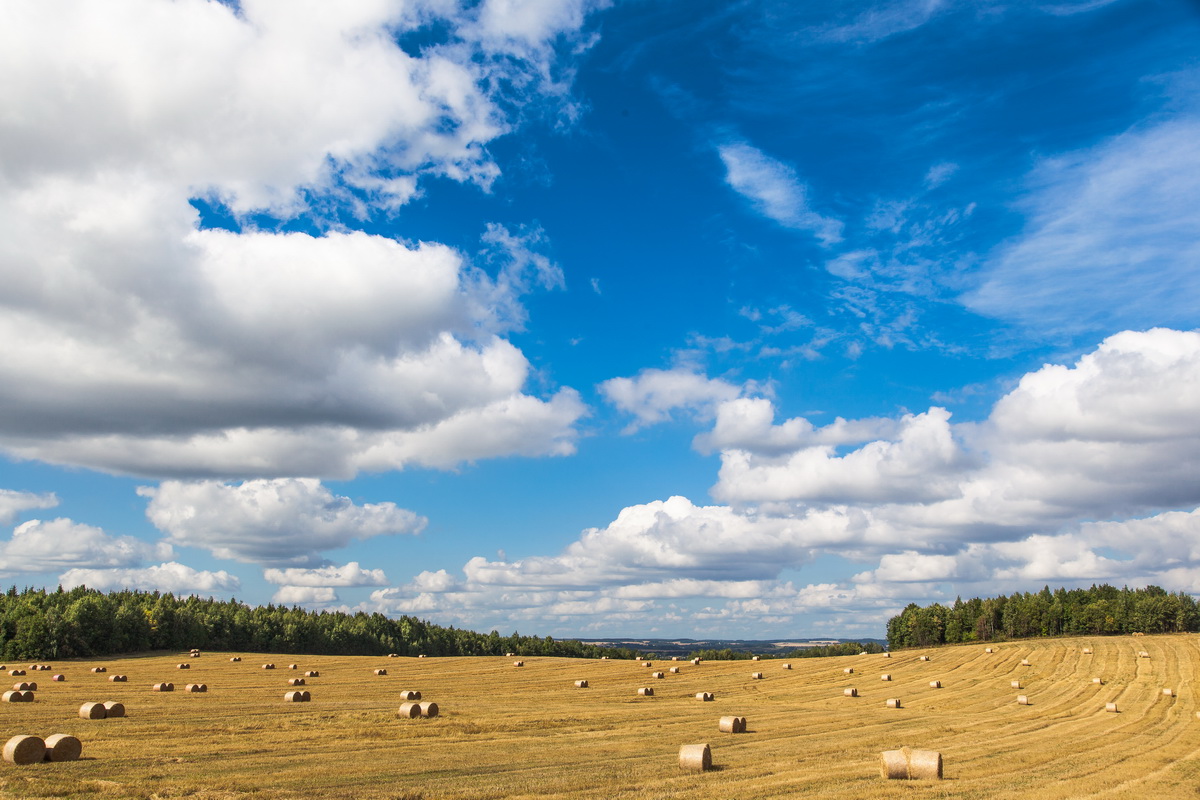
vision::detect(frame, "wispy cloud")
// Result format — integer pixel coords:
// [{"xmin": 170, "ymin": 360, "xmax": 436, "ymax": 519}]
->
[{"xmin": 717, "ymin": 141, "xmax": 843, "ymax": 245}]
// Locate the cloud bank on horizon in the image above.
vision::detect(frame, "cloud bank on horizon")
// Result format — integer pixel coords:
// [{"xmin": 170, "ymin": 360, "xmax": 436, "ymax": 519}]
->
[{"xmin": 0, "ymin": 0, "xmax": 1197, "ymax": 639}]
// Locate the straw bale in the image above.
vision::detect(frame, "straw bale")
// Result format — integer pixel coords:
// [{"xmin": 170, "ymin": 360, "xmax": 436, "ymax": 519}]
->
[
  {"xmin": 1011, "ymin": 681, "xmax": 1022, "ymax": 689},
  {"xmin": 506, "ymin": 652, "xmax": 515, "ymax": 657},
  {"xmin": 880, "ymin": 748, "xmax": 942, "ymax": 780},
  {"xmin": 574, "ymin": 680, "xmax": 589, "ymax": 688},
  {"xmin": 718, "ymin": 716, "xmax": 747, "ymax": 733},
  {"xmin": 230, "ymin": 657, "xmax": 241, "ymax": 662},
  {"xmin": 13, "ymin": 682, "xmax": 30, "ymax": 691},
  {"xmin": 752, "ymin": 656, "xmax": 760, "ymax": 661},
  {"xmin": 79, "ymin": 702, "xmax": 107, "ymax": 719},
  {"xmin": 1139, "ymin": 651, "xmax": 1150, "ymax": 658},
  {"xmin": 679, "ymin": 743, "xmax": 711, "ymax": 772},
  {"xmin": 52, "ymin": 675, "xmax": 64, "ymax": 682},
  {"xmin": 1082, "ymin": 648, "xmax": 1093, "ymax": 654},
  {"xmin": 43, "ymin": 734, "xmax": 82, "ymax": 762},
  {"xmin": 751, "ymin": 672, "xmax": 763, "ymax": 679},
  {"xmin": 929, "ymin": 681, "xmax": 941, "ymax": 689},
  {"xmin": 289, "ymin": 664, "xmax": 298, "ymax": 670},
  {"xmin": 374, "ymin": 669, "xmax": 388, "ymax": 676},
  {"xmin": 844, "ymin": 688, "xmax": 858, "ymax": 697},
  {"xmin": 2, "ymin": 691, "xmax": 24, "ymax": 703},
  {"xmin": 884, "ymin": 653, "xmax": 891, "ymax": 658},
  {"xmin": 398, "ymin": 690, "xmax": 422, "ymax": 700},
  {"xmin": 513, "ymin": 661, "xmax": 524, "ymax": 667},
  {"xmin": 672, "ymin": 656, "xmax": 680, "ymax": 661},
  {"xmin": 8, "ymin": 669, "xmax": 23, "ymax": 676},
  {"xmin": 177, "ymin": 663, "xmax": 190, "ymax": 669},
  {"xmin": 418, "ymin": 654, "xmax": 427, "ymax": 658},
  {"xmin": 638, "ymin": 687, "xmax": 654, "ymax": 696},
  {"xmin": 398, "ymin": 702, "xmax": 420, "ymax": 718},
  {"xmin": 288, "ymin": 678, "xmax": 305, "ymax": 686},
  {"xmin": 262, "ymin": 664, "xmax": 275, "ymax": 669},
  {"xmin": 283, "ymin": 691, "xmax": 305, "ymax": 702},
  {"xmin": 418, "ymin": 701, "xmax": 438, "ymax": 718},
  {"xmin": 1163, "ymin": 688, "xmax": 1174, "ymax": 697},
  {"xmin": 18, "ymin": 691, "xmax": 32, "ymax": 701},
  {"xmin": 1020, "ymin": 659, "xmax": 1031, "ymax": 666},
  {"xmin": 881, "ymin": 674, "xmax": 892, "ymax": 681},
  {"xmin": 669, "ymin": 667, "xmax": 681, "ymax": 673},
  {"xmin": 642, "ymin": 662, "xmax": 652, "ymax": 667},
  {"xmin": 886, "ymin": 698, "xmax": 902, "ymax": 709},
  {"xmin": 691, "ymin": 658, "xmax": 701, "ymax": 665},
  {"xmin": 1106, "ymin": 702, "xmax": 1118, "ymax": 713},
  {"xmin": 109, "ymin": 675, "xmax": 127, "ymax": 682},
  {"xmin": 985, "ymin": 647, "xmax": 994, "ymax": 653},
  {"xmin": 102, "ymin": 701, "xmax": 125, "ymax": 718},
  {"xmin": 388, "ymin": 653, "xmax": 398, "ymax": 658},
  {"xmin": 91, "ymin": 667, "xmax": 105, "ymax": 673},
  {"xmin": 152, "ymin": 683, "xmax": 174, "ymax": 692},
  {"xmin": 843, "ymin": 668, "xmax": 854, "ymax": 674},
  {"xmin": 300, "ymin": 691, "xmax": 311, "ymax": 701},
  {"xmin": 1093, "ymin": 677, "xmax": 1103, "ymax": 684},
  {"xmin": 696, "ymin": 692, "xmax": 714, "ymax": 701},
  {"xmin": 304, "ymin": 671, "xmax": 319, "ymax": 678},
  {"xmin": 1017, "ymin": 695, "xmax": 1030, "ymax": 705},
  {"xmin": 3, "ymin": 735, "xmax": 45, "ymax": 765},
  {"xmin": 25, "ymin": 682, "xmax": 36, "ymax": 692},
  {"xmin": 653, "ymin": 672, "xmax": 665, "ymax": 679},
  {"xmin": 39, "ymin": 665, "xmax": 50, "ymax": 671},
  {"xmin": 782, "ymin": 663, "xmax": 791, "ymax": 670},
  {"xmin": 184, "ymin": 684, "xmax": 206, "ymax": 693},
  {"xmin": 919, "ymin": 656, "xmax": 929, "ymax": 661}
]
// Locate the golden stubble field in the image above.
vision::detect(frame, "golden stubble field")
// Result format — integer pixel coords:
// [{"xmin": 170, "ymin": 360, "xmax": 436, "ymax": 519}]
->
[{"xmin": 1, "ymin": 635, "xmax": 1199, "ymax": 799}]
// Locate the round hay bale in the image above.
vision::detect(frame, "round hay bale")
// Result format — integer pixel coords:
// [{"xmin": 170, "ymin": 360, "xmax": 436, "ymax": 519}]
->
[
  {"xmin": 691, "ymin": 658, "xmax": 701, "ymax": 665},
  {"xmin": 25, "ymin": 682, "xmax": 36, "ymax": 692},
  {"xmin": 844, "ymin": 688, "xmax": 858, "ymax": 697},
  {"xmin": 669, "ymin": 666, "xmax": 681, "ymax": 674},
  {"xmin": 109, "ymin": 675, "xmax": 127, "ymax": 682},
  {"xmin": 79, "ymin": 702, "xmax": 107, "ymax": 719},
  {"xmin": 418, "ymin": 702, "xmax": 438, "ymax": 718},
  {"xmin": 1020, "ymin": 659, "xmax": 1031, "ymax": 666},
  {"xmin": 1106, "ymin": 702, "xmax": 1118, "ymax": 713},
  {"xmin": 13, "ymin": 682, "xmax": 30, "ymax": 691},
  {"xmin": 653, "ymin": 671, "xmax": 665, "ymax": 679},
  {"xmin": 9, "ymin": 669, "xmax": 24, "ymax": 676},
  {"xmin": 750, "ymin": 672, "xmax": 763, "ymax": 680},
  {"xmin": 886, "ymin": 698, "xmax": 902, "ymax": 709},
  {"xmin": 1093, "ymin": 677, "xmax": 1104, "ymax": 684},
  {"xmin": 782, "ymin": 663, "xmax": 791, "ymax": 670},
  {"xmin": 513, "ymin": 661, "xmax": 524, "ymax": 667},
  {"xmin": 398, "ymin": 702, "xmax": 420, "ymax": 718},
  {"xmin": 288, "ymin": 678, "xmax": 305, "ymax": 686},
  {"xmin": 919, "ymin": 656, "xmax": 929, "ymax": 661},
  {"xmin": 880, "ymin": 747, "xmax": 942, "ymax": 780},
  {"xmin": 184, "ymin": 684, "xmax": 204, "ymax": 693},
  {"xmin": 672, "ymin": 656, "xmax": 680, "ymax": 661},
  {"xmin": 1139, "ymin": 651, "xmax": 1150, "ymax": 658},
  {"xmin": 1082, "ymin": 648, "xmax": 1093, "ymax": 654},
  {"xmin": 300, "ymin": 691, "xmax": 311, "ymax": 701},
  {"xmin": 3, "ymin": 735, "xmax": 45, "ymax": 765},
  {"xmin": 929, "ymin": 680, "xmax": 941, "ymax": 689},
  {"xmin": 696, "ymin": 692, "xmax": 714, "ymax": 701},
  {"xmin": 90, "ymin": 667, "xmax": 105, "ymax": 673},
  {"xmin": 1011, "ymin": 680, "xmax": 1022, "ymax": 689},
  {"xmin": 374, "ymin": 669, "xmax": 388, "ymax": 676},
  {"xmin": 398, "ymin": 690, "xmax": 421, "ymax": 701},
  {"xmin": 304, "ymin": 671, "xmax": 319, "ymax": 678},
  {"xmin": 752, "ymin": 656, "xmax": 760, "ymax": 661},
  {"xmin": 2, "ymin": 690, "xmax": 23, "ymax": 703},
  {"xmin": 679, "ymin": 743, "xmax": 711, "ymax": 772},
  {"xmin": 43, "ymin": 734, "xmax": 82, "ymax": 762},
  {"xmin": 177, "ymin": 663, "xmax": 189, "ymax": 670},
  {"xmin": 1017, "ymin": 695, "xmax": 1030, "ymax": 705},
  {"xmin": 1163, "ymin": 688, "xmax": 1174, "ymax": 697},
  {"xmin": 843, "ymin": 668, "xmax": 854, "ymax": 674},
  {"xmin": 418, "ymin": 654, "xmax": 427, "ymax": 658},
  {"xmin": 102, "ymin": 701, "xmax": 125, "ymax": 718},
  {"xmin": 229, "ymin": 657, "xmax": 241, "ymax": 662},
  {"xmin": 388, "ymin": 653, "xmax": 398, "ymax": 658},
  {"xmin": 718, "ymin": 716, "xmax": 740, "ymax": 733},
  {"xmin": 985, "ymin": 647, "xmax": 994, "ymax": 653},
  {"xmin": 19, "ymin": 691, "xmax": 32, "ymax": 702},
  {"xmin": 262, "ymin": 664, "xmax": 275, "ymax": 670},
  {"xmin": 881, "ymin": 674, "xmax": 892, "ymax": 681},
  {"xmin": 288, "ymin": 664, "xmax": 298, "ymax": 670},
  {"xmin": 506, "ymin": 652, "xmax": 514, "ymax": 657},
  {"xmin": 574, "ymin": 680, "xmax": 588, "ymax": 688},
  {"xmin": 638, "ymin": 687, "xmax": 654, "ymax": 696},
  {"xmin": 283, "ymin": 691, "xmax": 304, "ymax": 702},
  {"xmin": 52, "ymin": 675, "xmax": 64, "ymax": 682},
  {"xmin": 884, "ymin": 653, "xmax": 891, "ymax": 658},
  {"xmin": 642, "ymin": 662, "xmax": 652, "ymax": 668},
  {"xmin": 152, "ymin": 682, "xmax": 174, "ymax": 692}
]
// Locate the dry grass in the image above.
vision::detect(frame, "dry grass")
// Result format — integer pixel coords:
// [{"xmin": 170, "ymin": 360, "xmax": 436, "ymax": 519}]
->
[{"xmin": 0, "ymin": 635, "xmax": 1198, "ymax": 798}]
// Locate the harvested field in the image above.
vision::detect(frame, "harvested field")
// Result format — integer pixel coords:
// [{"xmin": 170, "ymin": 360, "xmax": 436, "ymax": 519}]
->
[{"xmin": 0, "ymin": 635, "xmax": 1198, "ymax": 798}]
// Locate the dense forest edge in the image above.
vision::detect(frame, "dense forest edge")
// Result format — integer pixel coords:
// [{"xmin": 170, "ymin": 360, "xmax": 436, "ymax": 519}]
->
[
  {"xmin": 887, "ymin": 584, "xmax": 1200, "ymax": 650},
  {"xmin": 0, "ymin": 586, "xmax": 880, "ymax": 661}
]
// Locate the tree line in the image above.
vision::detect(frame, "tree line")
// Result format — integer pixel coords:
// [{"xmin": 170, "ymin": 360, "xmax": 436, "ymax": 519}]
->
[
  {"xmin": 686, "ymin": 642, "xmax": 885, "ymax": 661},
  {"xmin": 887, "ymin": 584, "xmax": 1200, "ymax": 649},
  {"xmin": 0, "ymin": 585, "xmax": 643, "ymax": 661}
]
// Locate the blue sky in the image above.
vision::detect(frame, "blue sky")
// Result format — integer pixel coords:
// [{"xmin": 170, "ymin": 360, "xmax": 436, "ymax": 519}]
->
[{"xmin": 1, "ymin": 0, "xmax": 1198, "ymax": 639}]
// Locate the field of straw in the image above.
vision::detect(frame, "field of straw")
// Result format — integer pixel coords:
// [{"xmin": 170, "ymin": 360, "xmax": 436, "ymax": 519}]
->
[{"xmin": 1, "ymin": 634, "xmax": 1198, "ymax": 799}]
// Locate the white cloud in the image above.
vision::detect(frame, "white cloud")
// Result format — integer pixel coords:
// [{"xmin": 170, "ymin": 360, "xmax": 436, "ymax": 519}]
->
[
  {"xmin": 717, "ymin": 141, "xmax": 843, "ymax": 245},
  {"xmin": 59, "ymin": 561, "xmax": 239, "ymax": 594},
  {"xmin": 272, "ymin": 585, "xmax": 338, "ymax": 605},
  {"xmin": 965, "ymin": 118, "xmax": 1200, "ymax": 336},
  {"xmin": 694, "ymin": 397, "xmax": 902, "ymax": 456},
  {"xmin": 0, "ymin": 489, "xmax": 58, "ymax": 526},
  {"xmin": 818, "ymin": 0, "xmax": 946, "ymax": 44},
  {"xmin": 0, "ymin": 518, "xmax": 171, "ymax": 576},
  {"xmin": 140, "ymin": 478, "xmax": 426, "ymax": 566},
  {"xmin": 0, "ymin": 0, "xmax": 594, "ymax": 479},
  {"xmin": 263, "ymin": 562, "xmax": 389, "ymax": 587},
  {"xmin": 599, "ymin": 368, "xmax": 743, "ymax": 433}
]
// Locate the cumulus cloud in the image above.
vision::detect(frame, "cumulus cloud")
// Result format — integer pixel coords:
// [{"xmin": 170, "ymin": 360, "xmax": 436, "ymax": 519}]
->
[
  {"xmin": 0, "ymin": 0, "xmax": 595, "ymax": 478},
  {"xmin": 59, "ymin": 562, "xmax": 239, "ymax": 594},
  {"xmin": 0, "ymin": 518, "xmax": 172, "ymax": 576},
  {"xmin": 695, "ymin": 397, "xmax": 903, "ymax": 456},
  {"xmin": 0, "ymin": 489, "xmax": 57, "ymax": 526},
  {"xmin": 263, "ymin": 562, "xmax": 389, "ymax": 587},
  {"xmin": 599, "ymin": 368, "xmax": 743, "ymax": 433},
  {"xmin": 140, "ymin": 478, "xmax": 426, "ymax": 566},
  {"xmin": 272, "ymin": 585, "xmax": 338, "ymax": 605},
  {"xmin": 965, "ymin": 118, "xmax": 1200, "ymax": 336},
  {"xmin": 717, "ymin": 141, "xmax": 843, "ymax": 245}
]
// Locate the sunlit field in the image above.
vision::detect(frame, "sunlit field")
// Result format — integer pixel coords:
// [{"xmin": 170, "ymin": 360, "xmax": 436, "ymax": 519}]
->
[{"xmin": 1, "ymin": 635, "xmax": 1198, "ymax": 799}]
